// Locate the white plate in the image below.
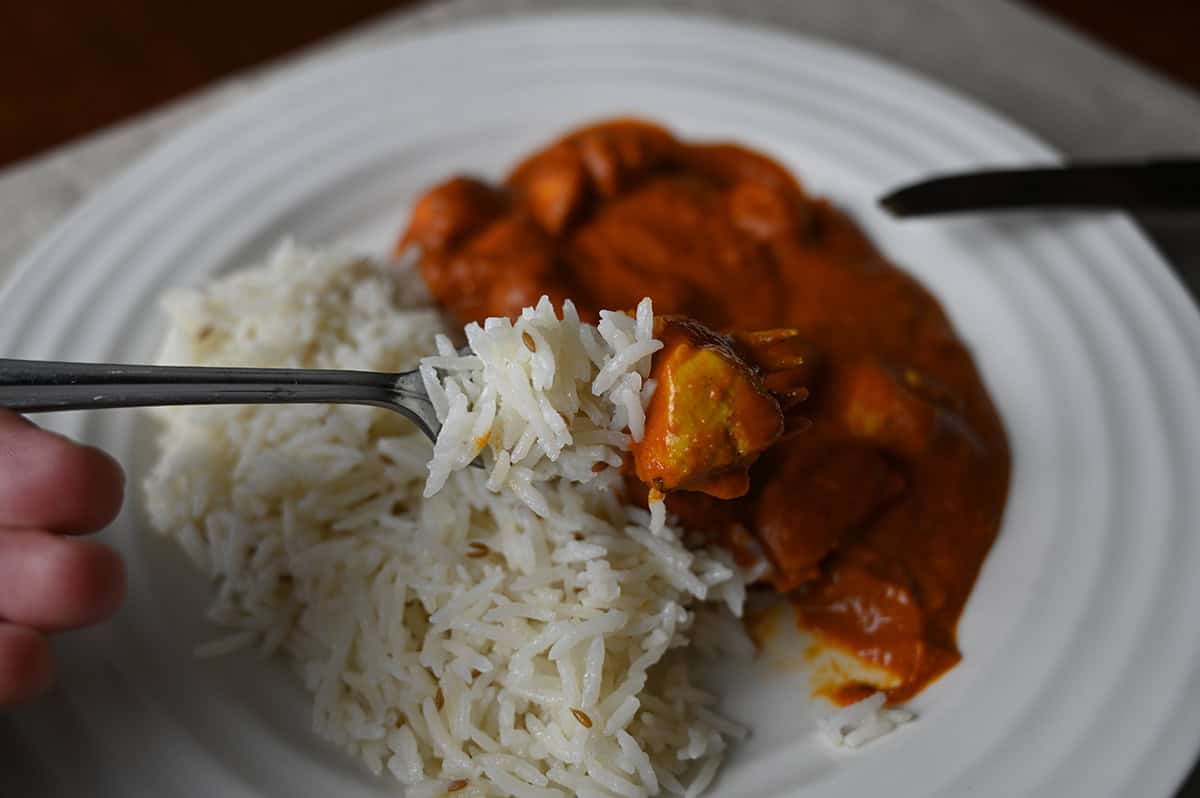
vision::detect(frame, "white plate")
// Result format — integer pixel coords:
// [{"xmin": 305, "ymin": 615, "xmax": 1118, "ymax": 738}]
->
[{"xmin": 4, "ymin": 12, "xmax": 1200, "ymax": 798}]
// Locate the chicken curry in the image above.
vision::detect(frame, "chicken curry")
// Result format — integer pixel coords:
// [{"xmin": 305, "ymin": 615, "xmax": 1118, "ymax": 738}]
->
[{"xmin": 399, "ymin": 119, "xmax": 1010, "ymax": 704}]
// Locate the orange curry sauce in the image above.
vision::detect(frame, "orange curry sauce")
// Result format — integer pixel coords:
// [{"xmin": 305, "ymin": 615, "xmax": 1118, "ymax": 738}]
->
[{"xmin": 399, "ymin": 119, "xmax": 1011, "ymax": 704}]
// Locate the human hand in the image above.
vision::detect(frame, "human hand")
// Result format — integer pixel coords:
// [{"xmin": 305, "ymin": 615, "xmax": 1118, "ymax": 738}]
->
[{"xmin": 0, "ymin": 410, "xmax": 125, "ymax": 706}]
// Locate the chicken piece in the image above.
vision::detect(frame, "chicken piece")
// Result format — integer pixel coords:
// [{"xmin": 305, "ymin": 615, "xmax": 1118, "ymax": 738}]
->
[
  {"xmin": 755, "ymin": 441, "xmax": 905, "ymax": 590},
  {"xmin": 727, "ymin": 180, "xmax": 808, "ymax": 241},
  {"xmin": 509, "ymin": 143, "xmax": 590, "ymax": 235},
  {"xmin": 630, "ymin": 317, "xmax": 784, "ymax": 500},
  {"xmin": 574, "ymin": 121, "xmax": 678, "ymax": 197},
  {"xmin": 426, "ymin": 217, "xmax": 571, "ymax": 325},
  {"xmin": 398, "ymin": 176, "xmax": 507, "ymax": 253},
  {"xmin": 795, "ymin": 548, "xmax": 934, "ymax": 700},
  {"xmin": 830, "ymin": 357, "xmax": 939, "ymax": 456}
]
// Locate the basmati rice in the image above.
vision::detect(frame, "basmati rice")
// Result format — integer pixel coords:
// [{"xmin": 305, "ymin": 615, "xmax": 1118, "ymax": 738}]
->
[
  {"xmin": 144, "ymin": 242, "xmax": 751, "ymax": 796},
  {"xmin": 419, "ymin": 295, "xmax": 661, "ymax": 515},
  {"xmin": 817, "ymin": 692, "xmax": 916, "ymax": 748}
]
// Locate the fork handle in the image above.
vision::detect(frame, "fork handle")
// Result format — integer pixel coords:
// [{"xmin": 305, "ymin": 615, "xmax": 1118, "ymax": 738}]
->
[{"xmin": 0, "ymin": 358, "xmax": 403, "ymax": 413}]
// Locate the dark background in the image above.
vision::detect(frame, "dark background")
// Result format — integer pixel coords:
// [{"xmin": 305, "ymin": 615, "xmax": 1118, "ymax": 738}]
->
[{"xmin": 0, "ymin": 0, "xmax": 1198, "ymax": 170}]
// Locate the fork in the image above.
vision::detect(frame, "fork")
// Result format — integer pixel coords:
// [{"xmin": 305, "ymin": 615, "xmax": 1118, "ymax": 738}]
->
[{"xmin": 0, "ymin": 358, "xmax": 445, "ymax": 443}]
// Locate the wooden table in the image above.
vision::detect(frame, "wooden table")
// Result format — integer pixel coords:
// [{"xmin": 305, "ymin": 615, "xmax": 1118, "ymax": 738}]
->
[{"xmin": 1, "ymin": 0, "xmax": 1197, "ymax": 170}]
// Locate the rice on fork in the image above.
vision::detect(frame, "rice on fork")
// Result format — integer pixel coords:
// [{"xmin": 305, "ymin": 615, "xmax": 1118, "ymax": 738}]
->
[{"xmin": 421, "ymin": 295, "xmax": 668, "ymax": 528}]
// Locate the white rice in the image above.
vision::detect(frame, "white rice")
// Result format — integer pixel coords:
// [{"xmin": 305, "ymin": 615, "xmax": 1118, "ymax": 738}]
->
[
  {"xmin": 144, "ymin": 242, "xmax": 751, "ymax": 796},
  {"xmin": 417, "ymin": 295, "xmax": 673, "ymax": 541},
  {"xmin": 418, "ymin": 294, "xmax": 662, "ymax": 519},
  {"xmin": 817, "ymin": 692, "xmax": 916, "ymax": 748}
]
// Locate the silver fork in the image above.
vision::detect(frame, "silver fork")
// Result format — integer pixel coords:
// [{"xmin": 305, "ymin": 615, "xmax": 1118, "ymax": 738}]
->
[{"xmin": 0, "ymin": 358, "xmax": 444, "ymax": 443}]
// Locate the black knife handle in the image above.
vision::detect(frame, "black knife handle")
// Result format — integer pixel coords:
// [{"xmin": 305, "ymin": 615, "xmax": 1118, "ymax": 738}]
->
[{"xmin": 880, "ymin": 160, "xmax": 1200, "ymax": 217}]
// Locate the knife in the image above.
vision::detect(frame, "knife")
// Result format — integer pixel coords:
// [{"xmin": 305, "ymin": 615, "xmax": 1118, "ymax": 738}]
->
[{"xmin": 880, "ymin": 159, "xmax": 1200, "ymax": 217}]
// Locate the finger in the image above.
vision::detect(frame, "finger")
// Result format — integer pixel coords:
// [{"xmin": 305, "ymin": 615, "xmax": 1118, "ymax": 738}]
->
[
  {"xmin": 0, "ymin": 410, "xmax": 125, "ymax": 533},
  {"xmin": 0, "ymin": 530, "xmax": 126, "ymax": 631},
  {"xmin": 0, "ymin": 623, "xmax": 53, "ymax": 706}
]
